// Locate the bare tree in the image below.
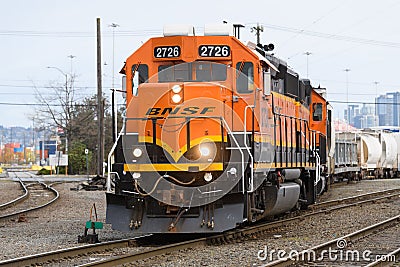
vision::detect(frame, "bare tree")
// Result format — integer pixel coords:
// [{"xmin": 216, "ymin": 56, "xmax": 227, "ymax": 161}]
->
[{"xmin": 33, "ymin": 72, "xmax": 77, "ymax": 153}]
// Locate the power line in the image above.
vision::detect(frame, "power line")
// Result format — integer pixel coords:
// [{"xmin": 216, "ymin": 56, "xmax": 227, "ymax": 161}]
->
[
  {"xmin": 0, "ymin": 84, "xmax": 100, "ymax": 89},
  {"xmin": 0, "ymin": 102, "xmax": 125, "ymax": 107},
  {"xmin": 259, "ymin": 23, "xmax": 400, "ymax": 48},
  {"xmin": 330, "ymin": 100, "xmax": 400, "ymax": 105},
  {"xmin": 0, "ymin": 92, "xmax": 91, "ymax": 96},
  {"xmin": 0, "ymin": 29, "xmax": 161, "ymax": 38},
  {"xmin": 0, "ymin": 102, "xmax": 97, "ymax": 107},
  {"xmin": 2, "ymin": 23, "xmax": 400, "ymax": 49},
  {"xmin": 277, "ymin": 0, "xmax": 347, "ymax": 48},
  {"xmin": 328, "ymin": 92, "xmax": 390, "ymax": 96}
]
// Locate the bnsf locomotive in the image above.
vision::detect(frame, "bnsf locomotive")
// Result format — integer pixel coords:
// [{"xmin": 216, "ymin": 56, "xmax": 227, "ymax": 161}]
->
[{"xmin": 106, "ymin": 24, "xmax": 331, "ymax": 233}]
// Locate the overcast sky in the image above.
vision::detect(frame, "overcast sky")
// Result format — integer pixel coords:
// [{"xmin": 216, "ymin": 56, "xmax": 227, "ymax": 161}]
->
[{"xmin": 1, "ymin": 0, "xmax": 399, "ymax": 127}]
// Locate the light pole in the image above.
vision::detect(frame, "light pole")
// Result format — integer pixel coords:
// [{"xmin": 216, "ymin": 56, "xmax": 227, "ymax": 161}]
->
[
  {"xmin": 373, "ymin": 81, "xmax": 380, "ymax": 127},
  {"xmin": 47, "ymin": 66, "xmax": 67, "ymax": 87},
  {"xmin": 109, "ymin": 22, "xmax": 119, "ymax": 143},
  {"xmin": 373, "ymin": 81, "xmax": 379, "ymax": 116},
  {"xmin": 67, "ymin": 55, "xmax": 76, "ymax": 74},
  {"xmin": 46, "ymin": 66, "xmax": 69, "ymax": 161},
  {"xmin": 304, "ymin": 52, "xmax": 312, "ymax": 78},
  {"xmin": 344, "ymin": 68, "xmax": 351, "ymax": 127},
  {"xmin": 109, "ymin": 23, "xmax": 119, "ymax": 89}
]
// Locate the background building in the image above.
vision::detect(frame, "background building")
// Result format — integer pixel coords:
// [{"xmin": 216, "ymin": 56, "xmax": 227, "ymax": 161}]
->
[
  {"xmin": 376, "ymin": 92, "xmax": 400, "ymax": 126},
  {"xmin": 345, "ymin": 104, "xmax": 378, "ymax": 129}
]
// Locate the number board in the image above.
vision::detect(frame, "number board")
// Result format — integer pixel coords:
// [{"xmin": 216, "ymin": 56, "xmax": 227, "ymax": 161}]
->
[
  {"xmin": 154, "ymin": 46, "xmax": 181, "ymax": 58},
  {"xmin": 198, "ymin": 45, "xmax": 230, "ymax": 57}
]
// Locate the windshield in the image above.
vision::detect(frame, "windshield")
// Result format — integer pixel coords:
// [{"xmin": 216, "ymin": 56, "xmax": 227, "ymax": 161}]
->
[{"xmin": 157, "ymin": 61, "xmax": 227, "ymax": 83}]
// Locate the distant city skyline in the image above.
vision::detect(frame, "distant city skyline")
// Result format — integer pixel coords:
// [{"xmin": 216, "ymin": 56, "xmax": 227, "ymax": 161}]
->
[{"xmin": 344, "ymin": 91, "xmax": 400, "ymax": 128}]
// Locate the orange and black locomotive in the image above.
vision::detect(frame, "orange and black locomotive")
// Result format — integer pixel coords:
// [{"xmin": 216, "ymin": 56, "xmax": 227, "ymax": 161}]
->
[{"xmin": 106, "ymin": 24, "xmax": 330, "ymax": 233}]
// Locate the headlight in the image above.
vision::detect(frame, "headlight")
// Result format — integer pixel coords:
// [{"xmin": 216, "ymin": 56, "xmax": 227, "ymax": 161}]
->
[
  {"xmin": 199, "ymin": 146, "xmax": 210, "ymax": 157},
  {"xmin": 172, "ymin": 84, "xmax": 182, "ymax": 93},
  {"xmin": 172, "ymin": 94, "xmax": 182, "ymax": 103},
  {"xmin": 204, "ymin": 172, "xmax": 212, "ymax": 182},
  {"xmin": 133, "ymin": 148, "xmax": 143, "ymax": 158}
]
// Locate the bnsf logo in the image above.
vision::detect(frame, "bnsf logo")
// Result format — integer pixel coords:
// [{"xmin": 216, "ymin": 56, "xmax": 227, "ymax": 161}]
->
[{"xmin": 146, "ymin": 106, "xmax": 216, "ymax": 116}]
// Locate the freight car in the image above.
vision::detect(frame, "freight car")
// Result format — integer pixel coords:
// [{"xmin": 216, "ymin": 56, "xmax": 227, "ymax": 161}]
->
[
  {"xmin": 332, "ymin": 132, "xmax": 360, "ymax": 181},
  {"xmin": 332, "ymin": 129, "xmax": 400, "ymax": 180},
  {"xmin": 106, "ymin": 24, "xmax": 331, "ymax": 233}
]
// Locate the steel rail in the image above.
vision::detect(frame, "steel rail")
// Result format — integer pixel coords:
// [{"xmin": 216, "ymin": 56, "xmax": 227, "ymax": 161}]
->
[
  {"xmin": 231, "ymin": 191, "xmax": 400, "ymax": 241},
  {"xmin": 0, "ymin": 179, "xmax": 28, "ymax": 210},
  {"xmin": 0, "ymin": 238, "xmax": 143, "ymax": 267},
  {"xmin": 75, "ymin": 191, "xmax": 400, "ymax": 266},
  {"xmin": 262, "ymin": 215, "xmax": 400, "ymax": 267},
  {"xmin": 365, "ymin": 247, "xmax": 400, "ymax": 267},
  {"xmin": 76, "ymin": 238, "xmax": 208, "ymax": 267},
  {"xmin": 315, "ymin": 192, "xmax": 400, "ymax": 212},
  {"xmin": 2, "ymin": 188, "xmax": 399, "ymax": 266},
  {"xmin": 311, "ymin": 187, "xmax": 400, "ymax": 210},
  {"xmin": 0, "ymin": 182, "xmax": 59, "ymax": 220}
]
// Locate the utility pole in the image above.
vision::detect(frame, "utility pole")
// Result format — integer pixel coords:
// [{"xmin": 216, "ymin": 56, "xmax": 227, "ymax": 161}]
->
[
  {"xmin": 97, "ymin": 18, "xmax": 104, "ymax": 177},
  {"xmin": 41, "ymin": 129, "xmax": 45, "ymax": 166},
  {"xmin": 251, "ymin": 23, "xmax": 264, "ymax": 44},
  {"xmin": 1, "ymin": 131, "xmax": 3, "ymax": 163},
  {"xmin": 23, "ymin": 133, "xmax": 26, "ymax": 163}
]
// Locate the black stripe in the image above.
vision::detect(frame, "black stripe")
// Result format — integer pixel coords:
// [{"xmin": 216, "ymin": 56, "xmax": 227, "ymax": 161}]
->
[
  {"xmin": 152, "ymin": 119, "xmax": 157, "ymax": 145},
  {"xmin": 186, "ymin": 118, "xmax": 190, "ymax": 151}
]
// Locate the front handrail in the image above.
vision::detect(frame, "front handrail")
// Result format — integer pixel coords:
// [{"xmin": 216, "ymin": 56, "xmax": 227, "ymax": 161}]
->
[
  {"xmin": 315, "ymin": 152, "xmax": 321, "ymax": 186},
  {"xmin": 107, "ymin": 122, "xmax": 126, "ymax": 192},
  {"xmin": 220, "ymin": 117, "xmax": 246, "ymax": 194},
  {"xmin": 243, "ymin": 105, "xmax": 255, "ymax": 192}
]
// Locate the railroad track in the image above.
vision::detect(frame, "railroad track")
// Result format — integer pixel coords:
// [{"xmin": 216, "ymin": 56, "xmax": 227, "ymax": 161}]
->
[
  {"xmin": 0, "ymin": 180, "xmax": 59, "ymax": 220},
  {"xmin": 1, "ymin": 187, "xmax": 399, "ymax": 266},
  {"xmin": 312, "ymin": 187, "xmax": 400, "ymax": 210},
  {"xmin": 6, "ymin": 170, "xmax": 36, "ymax": 179},
  {"xmin": 262, "ymin": 215, "xmax": 400, "ymax": 266},
  {"xmin": 0, "ymin": 179, "xmax": 28, "ymax": 210}
]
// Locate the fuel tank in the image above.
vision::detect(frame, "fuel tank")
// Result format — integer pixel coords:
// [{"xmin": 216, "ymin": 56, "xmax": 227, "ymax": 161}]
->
[{"xmin": 262, "ymin": 182, "xmax": 300, "ymax": 217}]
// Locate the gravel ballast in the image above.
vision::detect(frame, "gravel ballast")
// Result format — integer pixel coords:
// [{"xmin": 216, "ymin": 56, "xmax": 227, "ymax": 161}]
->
[
  {"xmin": 0, "ymin": 180, "xmax": 24, "ymax": 204},
  {"xmin": 0, "ymin": 181, "xmax": 137, "ymax": 260},
  {"xmin": 0, "ymin": 178, "xmax": 399, "ymax": 265}
]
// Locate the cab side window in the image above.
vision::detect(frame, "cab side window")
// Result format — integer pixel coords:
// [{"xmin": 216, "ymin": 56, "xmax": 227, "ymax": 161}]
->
[
  {"xmin": 132, "ymin": 64, "xmax": 148, "ymax": 83},
  {"xmin": 131, "ymin": 64, "xmax": 148, "ymax": 96},
  {"xmin": 236, "ymin": 62, "xmax": 254, "ymax": 94},
  {"xmin": 313, "ymin": 103, "xmax": 323, "ymax": 121}
]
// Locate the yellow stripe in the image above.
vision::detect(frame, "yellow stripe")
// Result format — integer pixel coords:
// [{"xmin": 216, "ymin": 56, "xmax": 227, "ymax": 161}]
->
[
  {"xmin": 254, "ymin": 162, "xmax": 315, "ymax": 169},
  {"xmin": 272, "ymin": 92, "xmax": 297, "ymax": 103},
  {"xmin": 254, "ymin": 163, "xmax": 273, "ymax": 169},
  {"xmin": 138, "ymin": 135, "xmax": 224, "ymax": 162},
  {"xmin": 254, "ymin": 135, "xmax": 272, "ymax": 143},
  {"xmin": 124, "ymin": 163, "xmax": 223, "ymax": 172}
]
